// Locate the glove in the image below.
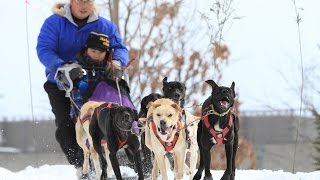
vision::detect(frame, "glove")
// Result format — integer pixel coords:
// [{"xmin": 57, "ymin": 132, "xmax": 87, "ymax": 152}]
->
[
  {"xmin": 111, "ymin": 60, "xmax": 123, "ymax": 79},
  {"xmin": 76, "ymin": 80, "xmax": 89, "ymax": 94},
  {"xmin": 54, "ymin": 63, "xmax": 84, "ymax": 95}
]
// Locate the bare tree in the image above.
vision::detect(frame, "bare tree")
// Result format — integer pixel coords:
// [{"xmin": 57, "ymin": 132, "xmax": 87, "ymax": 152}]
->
[{"xmin": 100, "ymin": 0, "xmax": 239, "ymax": 109}]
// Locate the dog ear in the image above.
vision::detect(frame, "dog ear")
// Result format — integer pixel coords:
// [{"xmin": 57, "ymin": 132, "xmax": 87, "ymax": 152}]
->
[
  {"xmin": 171, "ymin": 103, "xmax": 182, "ymax": 113},
  {"xmin": 119, "ymin": 79, "xmax": 131, "ymax": 94},
  {"xmin": 153, "ymin": 103, "xmax": 162, "ymax": 109},
  {"xmin": 146, "ymin": 101, "xmax": 154, "ymax": 109},
  {"xmin": 131, "ymin": 109, "xmax": 138, "ymax": 120},
  {"xmin": 162, "ymin": 77, "xmax": 168, "ymax": 85},
  {"xmin": 230, "ymin": 81, "xmax": 235, "ymax": 97},
  {"xmin": 205, "ymin": 80, "xmax": 219, "ymax": 91},
  {"xmin": 110, "ymin": 106, "xmax": 119, "ymax": 116}
]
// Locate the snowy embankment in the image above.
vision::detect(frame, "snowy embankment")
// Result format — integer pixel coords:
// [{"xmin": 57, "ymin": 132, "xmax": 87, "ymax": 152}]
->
[{"xmin": 1, "ymin": 165, "xmax": 320, "ymax": 180}]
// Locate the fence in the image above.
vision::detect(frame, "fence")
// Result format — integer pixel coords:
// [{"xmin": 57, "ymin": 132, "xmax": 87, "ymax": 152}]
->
[{"xmin": 0, "ymin": 112, "xmax": 317, "ymax": 172}]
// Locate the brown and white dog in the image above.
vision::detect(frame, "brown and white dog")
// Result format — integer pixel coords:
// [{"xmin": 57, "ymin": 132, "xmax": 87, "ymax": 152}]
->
[
  {"xmin": 75, "ymin": 101, "xmax": 109, "ymax": 179},
  {"xmin": 76, "ymin": 101, "xmax": 143, "ymax": 180},
  {"xmin": 144, "ymin": 98, "xmax": 187, "ymax": 180}
]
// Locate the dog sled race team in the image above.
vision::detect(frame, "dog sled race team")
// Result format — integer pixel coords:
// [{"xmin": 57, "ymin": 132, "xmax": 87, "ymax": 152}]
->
[{"xmin": 37, "ymin": 1, "xmax": 239, "ymax": 180}]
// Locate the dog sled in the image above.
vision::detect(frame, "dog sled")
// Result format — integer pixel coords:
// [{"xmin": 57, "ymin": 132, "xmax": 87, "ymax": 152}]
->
[{"xmin": 56, "ymin": 65, "xmax": 142, "ymax": 179}]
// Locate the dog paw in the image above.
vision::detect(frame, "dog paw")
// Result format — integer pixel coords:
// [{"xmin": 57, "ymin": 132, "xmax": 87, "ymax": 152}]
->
[
  {"xmin": 204, "ymin": 175, "xmax": 213, "ymax": 180},
  {"xmin": 100, "ymin": 173, "xmax": 108, "ymax": 180},
  {"xmin": 229, "ymin": 174, "xmax": 235, "ymax": 180},
  {"xmin": 80, "ymin": 173, "xmax": 89, "ymax": 180},
  {"xmin": 192, "ymin": 173, "xmax": 202, "ymax": 180},
  {"xmin": 220, "ymin": 172, "xmax": 232, "ymax": 180}
]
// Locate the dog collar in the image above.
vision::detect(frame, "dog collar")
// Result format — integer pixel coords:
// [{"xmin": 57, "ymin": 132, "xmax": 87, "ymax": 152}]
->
[
  {"xmin": 202, "ymin": 105, "xmax": 231, "ymax": 117},
  {"xmin": 117, "ymin": 135, "xmax": 128, "ymax": 149},
  {"xmin": 99, "ymin": 136, "xmax": 128, "ymax": 149}
]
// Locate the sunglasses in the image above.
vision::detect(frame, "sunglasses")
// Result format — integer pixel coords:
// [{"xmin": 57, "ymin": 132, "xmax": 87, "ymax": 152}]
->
[{"xmin": 75, "ymin": 0, "xmax": 95, "ymax": 4}]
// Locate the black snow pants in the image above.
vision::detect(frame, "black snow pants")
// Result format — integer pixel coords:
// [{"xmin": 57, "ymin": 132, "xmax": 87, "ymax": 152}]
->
[{"xmin": 44, "ymin": 81, "xmax": 83, "ymax": 168}]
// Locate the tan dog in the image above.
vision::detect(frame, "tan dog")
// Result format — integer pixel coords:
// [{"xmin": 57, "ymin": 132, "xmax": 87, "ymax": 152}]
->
[
  {"xmin": 75, "ymin": 101, "xmax": 113, "ymax": 179},
  {"xmin": 183, "ymin": 111, "xmax": 200, "ymax": 179},
  {"xmin": 144, "ymin": 98, "xmax": 187, "ymax": 180}
]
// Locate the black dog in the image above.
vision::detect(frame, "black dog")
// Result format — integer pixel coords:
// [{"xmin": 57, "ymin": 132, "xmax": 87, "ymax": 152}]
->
[
  {"xmin": 193, "ymin": 80, "xmax": 239, "ymax": 180},
  {"xmin": 90, "ymin": 103, "xmax": 144, "ymax": 180},
  {"xmin": 138, "ymin": 93, "xmax": 163, "ymax": 118},
  {"xmin": 162, "ymin": 77, "xmax": 186, "ymax": 107}
]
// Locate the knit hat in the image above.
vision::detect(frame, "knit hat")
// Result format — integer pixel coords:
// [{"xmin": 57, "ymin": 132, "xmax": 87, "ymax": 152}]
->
[{"xmin": 85, "ymin": 32, "xmax": 110, "ymax": 51}]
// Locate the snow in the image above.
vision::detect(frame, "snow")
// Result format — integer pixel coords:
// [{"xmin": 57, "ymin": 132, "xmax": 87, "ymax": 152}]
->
[{"xmin": 0, "ymin": 164, "xmax": 320, "ymax": 180}]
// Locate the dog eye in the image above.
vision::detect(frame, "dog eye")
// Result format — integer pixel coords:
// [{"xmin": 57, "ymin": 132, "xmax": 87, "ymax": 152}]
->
[
  {"xmin": 156, "ymin": 113, "xmax": 161, "ymax": 117},
  {"xmin": 168, "ymin": 114, "xmax": 172, "ymax": 117},
  {"xmin": 190, "ymin": 124, "xmax": 194, "ymax": 126}
]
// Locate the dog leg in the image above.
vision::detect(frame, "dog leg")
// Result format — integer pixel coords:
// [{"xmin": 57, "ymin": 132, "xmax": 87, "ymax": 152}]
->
[
  {"xmin": 141, "ymin": 132, "xmax": 153, "ymax": 176},
  {"xmin": 108, "ymin": 150, "xmax": 123, "ymax": 180},
  {"xmin": 189, "ymin": 149, "xmax": 198, "ymax": 179},
  {"xmin": 184, "ymin": 150, "xmax": 191, "ymax": 175},
  {"xmin": 231, "ymin": 131, "xmax": 239, "ymax": 180},
  {"xmin": 154, "ymin": 154, "xmax": 169, "ymax": 180},
  {"xmin": 102, "ymin": 144, "xmax": 114, "ymax": 178},
  {"xmin": 193, "ymin": 147, "xmax": 205, "ymax": 180},
  {"xmin": 82, "ymin": 148, "xmax": 90, "ymax": 175},
  {"xmin": 132, "ymin": 147, "xmax": 144, "ymax": 180},
  {"xmin": 221, "ymin": 141, "xmax": 234, "ymax": 180},
  {"xmin": 194, "ymin": 145, "xmax": 212, "ymax": 180},
  {"xmin": 75, "ymin": 120, "xmax": 90, "ymax": 176},
  {"xmin": 203, "ymin": 147, "xmax": 213, "ymax": 180},
  {"xmin": 88, "ymin": 138, "xmax": 102, "ymax": 179},
  {"xmin": 173, "ymin": 151, "xmax": 185, "ymax": 180},
  {"xmin": 151, "ymin": 158, "xmax": 159, "ymax": 180}
]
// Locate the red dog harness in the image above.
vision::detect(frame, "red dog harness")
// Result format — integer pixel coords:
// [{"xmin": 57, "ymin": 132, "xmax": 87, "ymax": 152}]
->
[
  {"xmin": 101, "ymin": 136, "xmax": 128, "ymax": 149},
  {"xmin": 148, "ymin": 115, "xmax": 181, "ymax": 152},
  {"xmin": 90, "ymin": 102, "xmax": 128, "ymax": 148},
  {"xmin": 202, "ymin": 113, "xmax": 233, "ymax": 144},
  {"xmin": 80, "ymin": 102, "xmax": 113, "ymax": 124}
]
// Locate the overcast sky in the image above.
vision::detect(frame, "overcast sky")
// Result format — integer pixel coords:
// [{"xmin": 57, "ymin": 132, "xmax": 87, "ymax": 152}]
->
[{"xmin": 0, "ymin": 0, "xmax": 319, "ymax": 119}]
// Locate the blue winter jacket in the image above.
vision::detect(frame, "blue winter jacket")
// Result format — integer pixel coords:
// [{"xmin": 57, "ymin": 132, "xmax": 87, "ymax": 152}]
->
[{"xmin": 37, "ymin": 3, "xmax": 128, "ymax": 83}]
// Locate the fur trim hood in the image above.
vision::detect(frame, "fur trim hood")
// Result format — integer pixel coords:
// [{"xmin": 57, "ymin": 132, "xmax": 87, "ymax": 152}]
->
[
  {"xmin": 51, "ymin": 2, "xmax": 99, "ymax": 25},
  {"xmin": 52, "ymin": 3, "xmax": 66, "ymax": 17}
]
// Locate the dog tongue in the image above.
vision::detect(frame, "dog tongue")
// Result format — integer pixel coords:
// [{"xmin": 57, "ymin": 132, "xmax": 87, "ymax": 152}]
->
[
  {"xmin": 166, "ymin": 128, "xmax": 174, "ymax": 140},
  {"xmin": 220, "ymin": 100, "xmax": 229, "ymax": 108}
]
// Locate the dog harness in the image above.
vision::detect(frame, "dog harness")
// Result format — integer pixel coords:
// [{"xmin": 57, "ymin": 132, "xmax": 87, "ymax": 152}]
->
[
  {"xmin": 201, "ymin": 112, "xmax": 233, "ymax": 144},
  {"xmin": 79, "ymin": 102, "xmax": 113, "ymax": 124},
  {"xmin": 91, "ymin": 102, "xmax": 128, "ymax": 148},
  {"xmin": 100, "ymin": 134, "xmax": 128, "ymax": 148},
  {"xmin": 148, "ymin": 114, "xmax": 181, "ymax": 152},
  {"xmin": 80, "ymin": 114, "xmax": 91, "ymax": 124}
]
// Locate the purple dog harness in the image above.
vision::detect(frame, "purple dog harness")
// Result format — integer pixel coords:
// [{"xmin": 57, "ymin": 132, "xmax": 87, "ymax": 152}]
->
[
  {"xmin": 89, "ymin": 81, "xmax": 135, "ymax": 109},
  {"xmin": 88, "ymin": 81, "xmax": 140, "ymax": 134}
]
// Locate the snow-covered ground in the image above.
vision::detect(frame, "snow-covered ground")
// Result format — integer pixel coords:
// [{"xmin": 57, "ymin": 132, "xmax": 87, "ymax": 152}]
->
[{"xmin": 0, "ymin": 164, "xmax": 320, "ymax": 180}]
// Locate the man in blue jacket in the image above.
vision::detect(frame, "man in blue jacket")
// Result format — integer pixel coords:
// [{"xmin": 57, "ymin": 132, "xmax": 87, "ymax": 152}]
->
[{"xmin": 36, "ymin": 0, "xmax": 128, "ymax": 174}]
